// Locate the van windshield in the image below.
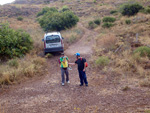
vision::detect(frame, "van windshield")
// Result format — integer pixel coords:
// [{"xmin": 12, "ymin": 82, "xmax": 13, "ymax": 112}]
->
[{"xmin": 46, "ymin": 35, "xmax": 60, "ymax": 43}]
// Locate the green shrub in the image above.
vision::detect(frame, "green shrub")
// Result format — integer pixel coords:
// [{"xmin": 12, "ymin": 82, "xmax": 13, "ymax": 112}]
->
[
  {"xmin": 94, "ymin": 19, "xmax": 101, "ymax": 25},
  {"xmin": 121, "ymin": 3, "xmax": 143, "ymax": 16},
  {"xmin": 141, "ymin": 7, "xmax": 150, "ymax": 14},
  {"xmin": 134, "ymin": 46, "xmax": 150, "ymax": 58},
  {"xmin": 125, "ymin": 19, "xmax": 131, "ymax": 24},
  {"xmin": 103, "ymin": 17, "xmax": 116, "ymax": 23},
  {"xmin": 88, "ymin": 21, "xmax": 97, "ymax": 29},
  {"xmin": 8, "ymin": 59, "xmax": 19, "ymax": 68},
  {"xmin": 61, "ymin": 6, "xmax": 70, "ymax": 12},
  {"xmin": 146, "ymin": 8, "xmax": 150, "ymax": 14},
  {"xmin": 37, "ymin": 7, "xmax": 58, "ymax": 17},
  {"xmin": 93, "ymin": 0, "xmax": 97, "ymax": 3},
  {"xmin": 0, "ymin": 24, "xmax": 33, "ymax": 59},
  {"xmin": 44, "ymin": 0, "xmax": 50, "ymax": 4},
  {"xmin": 17, "ymin": 16, "xmax": 23, "ymax": 21},
  {"xmin": 110, "ymin": 10, "xmax": 118, "ymax": 14},
  {"xmin": 102, "ymin": 22, "xmax": 114, "ymax": 28},
  {"xmin": 95, "ymin": 56, "xmax": 109, "ymax": 67},
  {"xmin": 38, "ymin": 10, "xmax": 79, "ymax": 31}
]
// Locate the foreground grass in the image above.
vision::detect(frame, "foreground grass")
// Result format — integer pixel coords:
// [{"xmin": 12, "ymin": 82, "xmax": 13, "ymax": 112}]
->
[{"xmin": 0, "ymin": 54, "xmax": 47, "ymax": 85}]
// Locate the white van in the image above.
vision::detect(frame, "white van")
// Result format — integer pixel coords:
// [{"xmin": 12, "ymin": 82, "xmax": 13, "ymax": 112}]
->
[{"xmin": 42, "ymin": 32, "xmax": 64, "ymax": 54}]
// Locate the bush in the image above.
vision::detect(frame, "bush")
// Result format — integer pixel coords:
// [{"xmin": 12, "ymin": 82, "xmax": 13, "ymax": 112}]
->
[
  {"xmin": 93, "ymin": 0, "xmax": 97, "ymax": 3},
  {"xmin": 44, "ymin": 0, "xmax": 50, "ymax": 4},
  {"xmin": 8, "ymin": 59, "xmax": 19, "ymax": 68},
  {"xmin": 141, "ymin": 7, "xmax": 150, "ymax": 14},
  {"xmin": 38, "ymin": 9, "xmax": 79, "ymax": 31},
  {"xmin": 121, "ymin": 3, "xmax": 143, "ymax": 16},
  {"xmin": 146, "ymin": 8, "xmax": 150, "ymax": 14},
  {"xmin": 110, "ymin": 10, "xmax": 118, "ymax": 14},
  {"xmin": 103, "ymin": 17, "xmax": 116, "ymax": 23},
  {"xmin": 88, "ymin": 21, "xmax": 97, "ymax": 29},
  {"xmin": 125, "ymin": 19, "xmax": 131, "ymax": 24},
  {"xmin": 94, "ymin": 19, "xmax": 101, "ymax": 25},
  {"xmin": 0, "ymin": 24, "xmax": 33, "ymax": 59},
  {"xmin": 61, "ymin": 6, "xmax": 70, "ymax": 12},
  {"xmin": 134, "ymin": 46, "xmax": 150, "ymax": 58},
  {"xmin": 95, "ymin": 56, "xmax": 109, "ymax": 67},
  {"xmin": 102, "ymin": 22, "xmax": 114, "ymax": 28},
  {"xmin": 17, "ymin": 16, "xmax": 23, "ymax": 21},
  {"xmin": 37, "ymin": 7, "xmax": 58, "ymax": 17}
]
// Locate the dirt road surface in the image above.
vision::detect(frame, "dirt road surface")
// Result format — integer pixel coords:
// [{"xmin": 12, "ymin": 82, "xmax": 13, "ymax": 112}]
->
[{"xmin": 0, "ymin": 23, "xmax": 150, "ymax": 113}]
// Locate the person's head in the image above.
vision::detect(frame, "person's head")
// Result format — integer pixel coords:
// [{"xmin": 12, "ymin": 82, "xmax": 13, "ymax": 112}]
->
[{"xmin": 75, "ymin": 53, "xmax": 80, "ymax": 59}]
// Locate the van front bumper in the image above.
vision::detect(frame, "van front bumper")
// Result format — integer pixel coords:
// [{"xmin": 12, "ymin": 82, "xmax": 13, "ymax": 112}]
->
[{"xmin": 44, "ymin": 47, "xmax": 64, "ymax": 53}]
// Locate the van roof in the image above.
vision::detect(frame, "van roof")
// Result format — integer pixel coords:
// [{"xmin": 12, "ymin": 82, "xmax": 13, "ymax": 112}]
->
[{"xmin": 45, "ymin": 32, "xmax": 60, "ymax": 36}]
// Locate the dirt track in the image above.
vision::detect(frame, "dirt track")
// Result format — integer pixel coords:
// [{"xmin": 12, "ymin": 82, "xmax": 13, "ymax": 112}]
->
[{"xmin": 1, "ymin": 23, "xmax": 150, "ymax": 113}]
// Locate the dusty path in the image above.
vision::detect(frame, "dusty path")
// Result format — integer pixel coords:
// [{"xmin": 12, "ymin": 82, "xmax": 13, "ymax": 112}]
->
[
  {"xmin": 1, "ymin": 23, "xmax": 150, "ymax": 113},
  {"xmin": 65, "ymin": 23, "xmax": 96, "ymax": 55}
]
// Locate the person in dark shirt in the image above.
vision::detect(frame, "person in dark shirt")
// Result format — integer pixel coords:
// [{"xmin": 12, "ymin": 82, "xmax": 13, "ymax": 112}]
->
[{"xmin": 69, "ymin": 53, "xmax": 88, "ymax": 86}]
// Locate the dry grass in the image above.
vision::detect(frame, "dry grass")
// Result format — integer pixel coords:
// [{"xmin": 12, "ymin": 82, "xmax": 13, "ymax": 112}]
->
[
  {"xmin": 96, "ymin": 34, "xmax": 117, "ymax": 51},
  {"xmin": 61, "ymin": 24, "xmax": 84, "ymax": 49},
  {"xmin": 140, "ymin": 78, "xmax": 150, "ymax": 87},
  {"xmin": 0, "ymin": 55, "xmax": 47, "ymax": 86}
]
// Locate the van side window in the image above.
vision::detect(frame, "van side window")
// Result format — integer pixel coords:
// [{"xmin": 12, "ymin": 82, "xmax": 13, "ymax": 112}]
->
[{"xmin": 46, "ymin": 35, "xmax": 60, "ymax": 43}]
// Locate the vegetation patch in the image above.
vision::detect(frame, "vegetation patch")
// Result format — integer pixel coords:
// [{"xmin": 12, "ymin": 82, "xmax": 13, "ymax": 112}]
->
[
  {"xmin": 88, "ymin": 21, "xmax": 97, "ymax": 29},
  {"xmin": 103, "ymin": 17, "xmax": 116, "ymax": 23},
  {"xmin": 141, "ymin": 7, "xmax": 150, "ymax": 14},
  {"xmin": 8, "ymin": 59, "xmax": 19, "ymax": 68},
  {"xmin": 134, "ymin": 46, "xmax": 150, "ymax": 58},
  {"xmin": 95, "ymin": 56, "xmax": 109, "ymax": 67},
  {"xmin": 140, "ymin": 79, "xmax": 150, "ymax": 87},
  {"xmin": 0, "ymin": 23, "xmax": 33, "ymax": 60},
  {"xmin": 88, "ymin": 18, "xmax": 101, "ymax": 29},
  {"xmin": 37, "ymin": 7, "xmax": 79, "ymax": 31},
  {"xmin": 37, "ymin": 7, "xmax": 58, "ymax": 17},
  {"xmin": 110, "ymin": 10, "xmax": 118, "ymax": 14},
  {"xmin": 102, "ymin": 22, "xmax": 114, "ymax": 28},
  {"xmin": 125, "ymin": 19, "xmax": 131, "ymax": 25},
  {"xmin": 17, "ymin": 16, "xmax": 23, "ymax": 21},
  {"xmin": 61, "ymin": 5, "xmax": 70, "ymax": 12},
  {"xmin": 94, "ymin": 19, "xmax": 101, "ymax": 25},
  {"xmin": 0, "ymin": 56, "xmax": 46, "ymax": 85},
  {"xmin": 121, "ymin": 3, "xmax": 143, "ymax": 16}
]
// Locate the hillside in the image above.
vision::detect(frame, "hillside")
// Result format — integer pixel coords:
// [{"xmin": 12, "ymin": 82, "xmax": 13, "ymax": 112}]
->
[{"xmin": 0, "ymin": 0, "xmax": 150, "ymax": 112}]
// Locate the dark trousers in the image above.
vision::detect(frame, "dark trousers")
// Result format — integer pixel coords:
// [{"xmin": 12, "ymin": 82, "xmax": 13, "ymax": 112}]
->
[
  {"xmin": 78, "ymin": 70, "xmax": 88, "ymax": 85},
  {"xmin": 61, "ymin": 68, "xmax": 69, "ymax": 83}
]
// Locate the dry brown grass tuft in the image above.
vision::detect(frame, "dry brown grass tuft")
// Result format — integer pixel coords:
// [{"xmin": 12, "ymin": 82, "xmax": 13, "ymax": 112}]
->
[
  {"xmin": 0, "ymin": 55, "xmax": 47, "ymax": 86},
  {"xmin": 97, "ymin": 34, "xmax": 117, "ymax": 51},
  {"xmin": 61, "ymin": 24, "xmax": 84, "ymax": 49},
  {"xmin": 140, "ymin": 78, "xmax": 150, "ymax": 87}
]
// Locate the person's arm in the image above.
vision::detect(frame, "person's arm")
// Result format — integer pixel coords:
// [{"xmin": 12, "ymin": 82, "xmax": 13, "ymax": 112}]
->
[{"xmin": 68, "ymin": 63, "xmax": 76, "ymax": 66}]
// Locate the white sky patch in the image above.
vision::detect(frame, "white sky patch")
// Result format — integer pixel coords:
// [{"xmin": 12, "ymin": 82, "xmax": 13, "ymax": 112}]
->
[{"xmin": 0, "ymin": 0, "xmax": 15, "ymax": 5}]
